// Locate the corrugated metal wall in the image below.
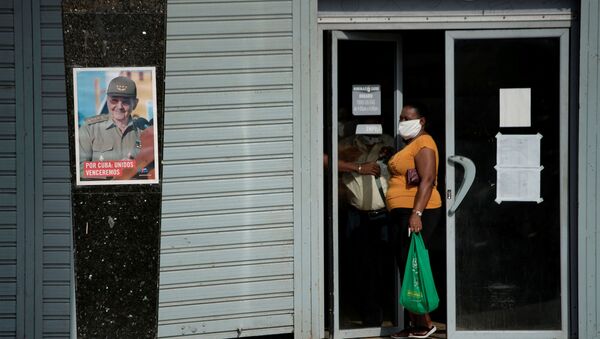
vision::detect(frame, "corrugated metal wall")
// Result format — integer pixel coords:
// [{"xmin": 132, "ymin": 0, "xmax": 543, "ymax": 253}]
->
[
  {"xmin": 0, "ymin": 0, "xmax": 72, "ymax": 337},
  {"xmin": 40, "ymin": 0, "xmax": 72, "ymax": 337},
  {"xmin": 0, "ymin": 1, "xmax": 17, "ymax": 337},
  {"xmin": 159, "ymin": 0, "xmax": 295, "ymax": 337},
  {"xmin": 578, "ymin": 1, "xmax": 600, "ymax": 338}
]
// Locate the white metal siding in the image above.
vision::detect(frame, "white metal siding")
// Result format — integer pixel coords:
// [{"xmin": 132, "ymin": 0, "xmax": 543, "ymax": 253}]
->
[
  {"xmin": 579, "ymin": 1, "xmax": 600, "ymax": 338},
  {"xmin": 0, "ymin": 1, "xmax": 16, "ymax": 337},
  {"xmin": 40, "ymin": 0, "xmax": 71, "ymax": 337},
  {"xmin": 160, "ymin": 0, "xmax": 294, "ymax": 337}
]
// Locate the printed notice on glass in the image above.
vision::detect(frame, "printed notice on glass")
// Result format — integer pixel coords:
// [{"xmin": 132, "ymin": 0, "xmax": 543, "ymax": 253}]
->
[
  {"xmin": 494, "ymin": 133, "xmax": 543, "ymax": 203},
  {"xmin": 352, "ymin": 85, "xmax": 381, "ymax": 116},
  {"xmin": 499, "ymin": 88, "xmax": 531, "ymax": 127},
  {"xmin": 496, "ymin": 133, "xmax": 541, "ymax": 167},
  {"xmin": 355, "ymin": 124, "xmax": 383, "ymax": 135}
]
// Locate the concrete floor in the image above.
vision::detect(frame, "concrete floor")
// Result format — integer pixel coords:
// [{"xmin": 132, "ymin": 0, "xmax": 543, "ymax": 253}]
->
[{"xmin": 366, "ymin": 322, "xmax": 446, "ymax": 339}]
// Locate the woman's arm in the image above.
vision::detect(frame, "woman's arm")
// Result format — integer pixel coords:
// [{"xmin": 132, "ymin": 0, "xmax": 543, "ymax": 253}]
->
[{"xmin": 408, "ymin": 147, "xmax": 436, "ymax": 233}]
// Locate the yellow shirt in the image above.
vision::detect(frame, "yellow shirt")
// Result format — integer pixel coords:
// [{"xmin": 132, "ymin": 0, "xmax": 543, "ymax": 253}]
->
[{"xmin": 386, "ymin": 134, "xmax": 442, "ymax": 210}]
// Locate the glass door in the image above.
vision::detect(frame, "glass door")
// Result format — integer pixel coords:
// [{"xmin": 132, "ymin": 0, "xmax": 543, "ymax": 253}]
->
[
  {"xmin": 445, "ymin": 29, "xmax": 569, "ymax": 339},
  {"xmin": 328, "ymin": 31, "xmax": 402, "ymax": 338}
]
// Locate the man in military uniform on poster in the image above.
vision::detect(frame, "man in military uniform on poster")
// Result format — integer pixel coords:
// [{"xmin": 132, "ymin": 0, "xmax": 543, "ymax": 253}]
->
[{"xmin": 78, "ymin": 76, "xmax": 150, "ymax": 179}]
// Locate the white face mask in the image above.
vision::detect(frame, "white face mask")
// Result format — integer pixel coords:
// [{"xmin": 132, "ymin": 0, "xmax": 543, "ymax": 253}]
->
[{"xmin": 398, "ymin": 119, "xmax": 422, "ymax": 140}]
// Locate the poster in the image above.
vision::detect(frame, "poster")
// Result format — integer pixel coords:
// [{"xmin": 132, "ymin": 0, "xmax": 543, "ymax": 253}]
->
[
  {"xmin": 494, "ymin": 133, "xmax": 543, "ymax": 203},
  {"xmin": 73, "ymin": 67, "xmax": 159, "ymax": 186}
]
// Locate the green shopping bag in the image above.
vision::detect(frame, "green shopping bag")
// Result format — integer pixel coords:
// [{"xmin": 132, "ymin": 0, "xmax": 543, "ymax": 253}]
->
[{"xmin": 400, "ymin": 233, "xmax": 439, "ymax": 314}]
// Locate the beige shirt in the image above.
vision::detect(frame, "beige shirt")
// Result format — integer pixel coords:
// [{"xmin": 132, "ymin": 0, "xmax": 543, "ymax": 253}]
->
[
  {"xmin": 340, "ymin": 134, "xmax": 395, "ymax": 211},
  {"xmin": 78, "ymin": 114, "xmax": 142, "ymax": 170}
]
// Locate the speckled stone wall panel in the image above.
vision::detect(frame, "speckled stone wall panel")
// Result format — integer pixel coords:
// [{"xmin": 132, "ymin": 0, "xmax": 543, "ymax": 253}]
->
[
  {"xmin": 62, "ymin": 14, "xmax": 165, "ymax": 68},
  {"xmin": 62, "ymin": 1, "xmax": 166, "ymax": 337},
  {"xmin": 73, "ymin": 193, "xmax": 161, "ymax": 338}
]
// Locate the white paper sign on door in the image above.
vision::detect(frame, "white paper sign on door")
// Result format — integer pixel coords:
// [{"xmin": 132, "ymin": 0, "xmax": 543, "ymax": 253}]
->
[
  {"xmin": 495, "ymin": 133, "xmax": 543, "ymax": 203},
  {"xmin": 499, "ymin": 88, "xmax": 531, "ymax": 127}
]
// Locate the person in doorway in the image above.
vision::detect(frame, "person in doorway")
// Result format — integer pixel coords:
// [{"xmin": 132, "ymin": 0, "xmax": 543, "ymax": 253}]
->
[
  {"xmin": 78, "ymin": 76, "xmax": 151, "ymax": 179},
  {"xmin": 387, "ymin": 103, "xmax": 442, "ymax": 339},
  {"xmin": 337, "ymin": 115, "xmax": 396, "ymax": 327}
]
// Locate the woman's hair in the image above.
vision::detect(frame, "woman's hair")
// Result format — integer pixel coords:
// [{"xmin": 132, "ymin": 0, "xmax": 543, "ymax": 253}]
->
[{"xmin": 403, "ymin": 102, "xmax": 427, "ymax": 118}]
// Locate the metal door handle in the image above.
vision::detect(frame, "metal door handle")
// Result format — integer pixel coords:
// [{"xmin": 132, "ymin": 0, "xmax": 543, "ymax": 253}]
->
[{"xmin": 448, "ymin": 155, "xmax": 476, "ymax": 216}]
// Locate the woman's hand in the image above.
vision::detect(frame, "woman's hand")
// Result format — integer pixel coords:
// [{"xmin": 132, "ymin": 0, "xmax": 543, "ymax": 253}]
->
[{"xmin": 408, "ymin": 213, "xmax": 422, "ymax": 233}]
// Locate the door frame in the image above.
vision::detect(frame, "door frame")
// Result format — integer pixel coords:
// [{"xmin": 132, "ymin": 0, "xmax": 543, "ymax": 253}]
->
[
  {"xmin": 329, "ymin": 30, "xmax": 403, "ymax": 339},
  {"xmin": 315, "ymin": 19, "xmax": 574, "ymax": 339},
  {"xmin": 444, "ymin": 28, "xmax": 570, "ymax": 339}
]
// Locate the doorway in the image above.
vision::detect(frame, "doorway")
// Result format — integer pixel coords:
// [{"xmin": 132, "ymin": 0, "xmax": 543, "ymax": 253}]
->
[
  {"xmin": 323, "ymin": 28, "xmax": 569, "ymax": 339},
  {"xmin": 324, "ymin": 30, "xmax": 447, "ymax": 338}
]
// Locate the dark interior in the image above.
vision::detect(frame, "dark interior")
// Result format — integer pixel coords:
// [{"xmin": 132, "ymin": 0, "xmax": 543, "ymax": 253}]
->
[{"xmin": 324, "ymin": 30, "xmax": 448, "ymax": 335}]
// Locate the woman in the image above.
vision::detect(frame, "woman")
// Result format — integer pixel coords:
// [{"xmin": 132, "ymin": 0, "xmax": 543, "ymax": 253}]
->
[{"xmin": 387, "ymin": 104, "xmax": 442, "ymax": 339}]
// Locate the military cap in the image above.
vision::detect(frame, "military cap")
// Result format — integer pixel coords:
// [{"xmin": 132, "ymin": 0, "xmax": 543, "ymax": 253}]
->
[{"xmin": 106, "ymin": 76, "xmax": 137, "ymax": 98}]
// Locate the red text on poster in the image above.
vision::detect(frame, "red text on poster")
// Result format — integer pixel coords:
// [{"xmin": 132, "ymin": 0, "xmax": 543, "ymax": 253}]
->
[{"xmin": 83, "ymin": 160, "xmax": 137, "ymax": 178}]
